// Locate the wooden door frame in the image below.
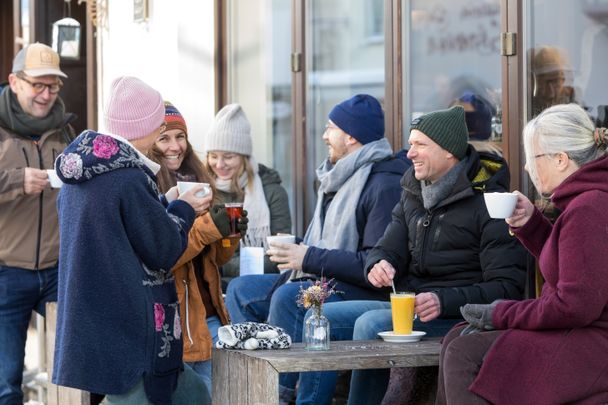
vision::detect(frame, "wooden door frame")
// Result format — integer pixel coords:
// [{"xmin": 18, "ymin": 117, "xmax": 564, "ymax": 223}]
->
[
  {"xmin": 384, "ymin": 0, "xmax": 403, "ymax": 151},
  {"xmin": 501, "ymin": 0, "xmax": 525, "ymax": 192},
  {"xmin": 291, "ymin": 0, "xmax": 307, "ymax": 236}
]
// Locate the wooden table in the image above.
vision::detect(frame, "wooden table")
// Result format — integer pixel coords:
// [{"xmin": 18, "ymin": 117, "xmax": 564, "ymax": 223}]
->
[{"xmin": 212, "ymin": 338, "xmax": 441, "ymax": 405}]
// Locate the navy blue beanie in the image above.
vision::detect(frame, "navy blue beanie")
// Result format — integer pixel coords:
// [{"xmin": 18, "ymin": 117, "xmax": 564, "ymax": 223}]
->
[
  {"xmin": 458, "ymin": 92, "xmax": 494, "ymax": 141},
  {"xmin": 328, "ymin": 94, "xmax": 385, "ymax": 144}
]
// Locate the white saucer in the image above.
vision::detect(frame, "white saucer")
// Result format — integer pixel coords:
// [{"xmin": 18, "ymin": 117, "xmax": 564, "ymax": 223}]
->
[{"xmin": 378, "ymin": 331, "xmax": 427, "ymax": 343}]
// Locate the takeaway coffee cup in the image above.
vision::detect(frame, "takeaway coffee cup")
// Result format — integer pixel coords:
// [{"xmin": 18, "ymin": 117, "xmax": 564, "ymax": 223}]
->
[
  {"xmin": 176, "ymin": 181, "xmax": 211, "ymax": 198},
  {"xmin": 46, "ymin": 169, "xmax": 63, "ymax": 188},
  {"xmin": 266, "ymin": 234, "xmax": 296, "ymax": 247},
  {"xmin": 483, "ymin": 192, "xmax": 518, "ymax": 219}
]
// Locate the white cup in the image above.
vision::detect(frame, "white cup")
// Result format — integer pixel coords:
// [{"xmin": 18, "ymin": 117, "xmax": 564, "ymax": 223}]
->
[
  {"xmin": 483, "ymin": 192, "xmax": 518, "ymax": 219},
  {"xmin": 266, "ymin": 234, "xmax": 296, "ymax": 247},
  {"xmin": 177, "ymin": 181, "xmax": 210, "ymax": 198},
  {"xmin": 46, "ymin": 169, "xmax": 63, "ymax": 188}
]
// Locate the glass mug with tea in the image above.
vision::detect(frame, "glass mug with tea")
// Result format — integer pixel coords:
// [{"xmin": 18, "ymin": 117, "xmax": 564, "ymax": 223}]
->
[
  {"xmin": 225, "ymin": 202, "xmax": 244, "ymax": 237},
  {"xmin": 390, "ymin": 292, "xmax": 416, "ymax": 335}
]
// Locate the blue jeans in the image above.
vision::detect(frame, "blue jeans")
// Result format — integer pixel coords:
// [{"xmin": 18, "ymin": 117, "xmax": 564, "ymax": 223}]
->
[
  {"xmin": 0, "ymin": 265, "xmax": 58, "ymax": 405},
  {"xmin": 104, "ymin": 364, "xmax": 210, "ymax": 405},
  {"xmin": 225, "ymin": 274, "xmax": 343, "ymax": 401},
  {"xmin": 224, "ymin": 274, "xmax": 278, "ymax": 325},
  {"xmin": 186, "ymin": 315, "xmax": 221, "ymax": 397},
  {"xmin": 296, "ymin": 301, "xmax": 462, "ymax": 405}
]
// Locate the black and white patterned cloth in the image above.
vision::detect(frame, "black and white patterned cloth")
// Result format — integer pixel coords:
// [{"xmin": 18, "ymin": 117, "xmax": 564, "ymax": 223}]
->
[{"xmin": 216, "ymin": 322, "xmax": 292, "ymax": 350}]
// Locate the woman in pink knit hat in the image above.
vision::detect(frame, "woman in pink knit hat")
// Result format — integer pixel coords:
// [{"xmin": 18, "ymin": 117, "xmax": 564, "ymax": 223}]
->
[{"xmin": 53, "ymin": 76, "xmax": 212, "ymax": 404}]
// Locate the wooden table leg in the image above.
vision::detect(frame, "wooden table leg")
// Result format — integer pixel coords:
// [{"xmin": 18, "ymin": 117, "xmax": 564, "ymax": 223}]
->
[{"xmin": 213, "ymin": 349, "xmax": 279, "ymax": 405}]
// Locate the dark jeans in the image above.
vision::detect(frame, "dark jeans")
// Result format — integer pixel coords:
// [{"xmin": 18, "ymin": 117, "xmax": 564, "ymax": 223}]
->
[
  {"xmin": 0, "ymin": 265, "xmax": 58, "ymax": 405},
  {"xmin": 436, "ymin": 324, "xmax": 502, "ymax": 405}
]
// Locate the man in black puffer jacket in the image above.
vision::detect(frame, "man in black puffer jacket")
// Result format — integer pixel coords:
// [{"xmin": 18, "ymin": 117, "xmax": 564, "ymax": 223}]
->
[{"xmin": 299, "ymin": 106, "xmax": 527, "ymax": 405}]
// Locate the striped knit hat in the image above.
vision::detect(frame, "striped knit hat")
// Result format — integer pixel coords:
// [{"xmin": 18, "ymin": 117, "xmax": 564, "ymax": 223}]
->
[
  {"xmin": 163, "ymin": 101, "xmax": 187, "ymax": 135},
  {"xmin": 410, "ymin": 106, "xmax": 468, "ymax": 160},
  {"xmin": 205, "ymin": 104, "xmax": 252, "ymax": 156},
  {"xmin": 104, "ymin": 76, "xmax": 164, "ymax": 141}
]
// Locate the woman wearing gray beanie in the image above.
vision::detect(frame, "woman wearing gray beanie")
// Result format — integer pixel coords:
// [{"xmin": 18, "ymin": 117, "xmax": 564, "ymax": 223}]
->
[{"xmin": 204, "ymin": 104, "xmax": 292, "ymax": 282}]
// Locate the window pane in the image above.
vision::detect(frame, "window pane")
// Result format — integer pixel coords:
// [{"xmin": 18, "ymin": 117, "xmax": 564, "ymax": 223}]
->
[
  {"xmin": 525, "ymin": 0, "xmax": 608, "ymax": 123},
  {"xmin": 226, "ymin": 0, "xmax": 293, "ymax": 210},
  {"xmin": 403, "ymin": 0, "xmax": 502, "ymax": 143},
  {"xmin": 523, "ymin": 0, "xmax": 608, "ymax": 213},
  {"xmin": 306, "ymin": 0, "xmax": 385, "ymax": 211}
]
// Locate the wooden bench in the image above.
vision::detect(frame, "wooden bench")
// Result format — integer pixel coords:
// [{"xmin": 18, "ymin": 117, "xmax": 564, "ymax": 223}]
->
[{"xmin": 212, "ymin": 338, "xmax": 441, "ymax": 405}]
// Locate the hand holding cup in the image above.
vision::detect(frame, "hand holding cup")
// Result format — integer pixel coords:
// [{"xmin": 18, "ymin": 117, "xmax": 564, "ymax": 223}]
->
[
  {"xmin": 266, "ymin": 237, "xmax": 307, "ymax": 272},
  {"xmin": 24, "ymin": 167, "xmax": 49, "ymax": 195},
  {"xmin": 505, "ymin": 191, "xmax": 534, "ymax": 228},
  {"xmin": 178, "ymin": 185, "xmax": 213, "ymax": 214}
]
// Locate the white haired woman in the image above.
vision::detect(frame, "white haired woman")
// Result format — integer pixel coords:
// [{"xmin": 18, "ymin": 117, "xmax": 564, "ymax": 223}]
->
[{"xmin": 436, "ymin": 103, "xmax": 608, "ymax": 404}]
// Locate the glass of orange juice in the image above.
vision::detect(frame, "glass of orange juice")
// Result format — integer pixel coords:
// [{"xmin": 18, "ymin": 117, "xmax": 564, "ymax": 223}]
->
[{"xmin": 390, "ymin": 292, "xmax": 416, "ymax": 334}]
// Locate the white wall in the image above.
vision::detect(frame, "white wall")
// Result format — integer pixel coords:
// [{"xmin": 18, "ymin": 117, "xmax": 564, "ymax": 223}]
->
[{"xmin": 96, "ymin": 0, "xmax": 216, "ymax": 154}]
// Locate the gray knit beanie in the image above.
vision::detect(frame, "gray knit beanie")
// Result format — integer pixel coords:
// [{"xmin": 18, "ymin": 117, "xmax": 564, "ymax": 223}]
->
[
  {"xmin": 205, "ymin": 104, "xmax": 252, "ymax": 155},
  {"xmin": 410, "ymin": 106, "xmax": 468, "ymax": 160}
]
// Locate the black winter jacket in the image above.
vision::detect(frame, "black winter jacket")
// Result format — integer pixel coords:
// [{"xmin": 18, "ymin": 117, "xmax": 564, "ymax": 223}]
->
[{"xmin": 365, "ymin": 146, "xmax": 527, "ymax": 317}]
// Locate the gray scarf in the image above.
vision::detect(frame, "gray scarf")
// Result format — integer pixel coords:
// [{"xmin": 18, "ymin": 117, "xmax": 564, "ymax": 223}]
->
[
  {"xmin": 291, "ymin": 138, "xmax": 393, "ymax": 280},
  {"xmin": 421, "ymin": 157, "xmax": 468, "ymax": 210},
  {"xmin": 0, "ymin": 85, "xmax": 66, "ymax": 137}
]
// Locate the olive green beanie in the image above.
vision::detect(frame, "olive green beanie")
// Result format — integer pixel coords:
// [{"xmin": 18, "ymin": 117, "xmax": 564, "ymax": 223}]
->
[{"xmin": 410, "ymin": 106, "xmax": 469, "ymax": 160}]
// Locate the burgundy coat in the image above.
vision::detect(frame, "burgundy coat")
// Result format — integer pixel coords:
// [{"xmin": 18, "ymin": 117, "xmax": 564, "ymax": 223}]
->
[{"xmin": 471, "ymin": 155, "xmax": 608, "ymax": 405}]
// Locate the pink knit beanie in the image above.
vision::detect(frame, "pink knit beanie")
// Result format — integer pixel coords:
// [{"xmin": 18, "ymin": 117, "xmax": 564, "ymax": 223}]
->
[{"xmin": 104, "ymin": 76, "xmax": 165, "ymax": 140}]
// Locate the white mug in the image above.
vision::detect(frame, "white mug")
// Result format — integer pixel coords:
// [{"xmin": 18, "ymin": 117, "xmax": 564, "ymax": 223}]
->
[
  {"xmin": 483, "ymin": 192, "xmax": 518, "ymax": 219},
  {"xmin": 266, "ymin": 234, "xmax": 296, "ymax": 247},
  {"xmin": 177, "ymin": 181, "xmax": 211, "ymax": 198},
  {"xmin": 46, "ymin": 169, "xmax": 63, "ymax": 189}
]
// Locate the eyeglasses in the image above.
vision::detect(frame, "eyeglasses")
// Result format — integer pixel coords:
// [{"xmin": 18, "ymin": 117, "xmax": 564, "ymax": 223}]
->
[
  {"xmin": 533, "ymin": 153, "xmax": 552, "ymax": 159},
  {"xmin": 534, "ymin": 152, "xmax": 569, "ymax": 160},
  {"xmin": 17, "ymin": 75, "xmax": 63, "ymax": 94}
]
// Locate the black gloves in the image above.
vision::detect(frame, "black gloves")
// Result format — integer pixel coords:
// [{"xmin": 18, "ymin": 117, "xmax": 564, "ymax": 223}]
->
[
  {"xmin": 237, "ymin": 210, "xmax": 248, "ymax": 238},
  {"xmin": 209, "ymin": 205, "xmax": 248, "ymax": 239},
  {"xmin": 459, "ymin": 300, "xmax": 502, "ymax": 335},
  {"xmin": 209, "ymin": 204, "xmax": 231, "ymax": 237}
]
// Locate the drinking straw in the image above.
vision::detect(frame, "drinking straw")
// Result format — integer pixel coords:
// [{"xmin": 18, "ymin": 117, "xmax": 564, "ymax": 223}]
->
[{"xmin": 391, "ymin": 280, "xmax": 397, "ymax": 295}]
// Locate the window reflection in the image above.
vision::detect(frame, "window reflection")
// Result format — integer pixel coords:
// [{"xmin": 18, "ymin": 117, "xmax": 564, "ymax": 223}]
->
[
  {"xmin": 306, "ymin": 0, "xmax": 385, "ymax": 211},
  {"xmin": 403, "ymin": 0, "xmax": 502, "ymax": 143},
  {"xmin": 226, "ymin": 0, "xmax": 293, "ymax": 213},
  {"xmin": 524, "ymin": 0, "xmax": 608, "ymax": 215},
  {"xmin": 526, "ymin": 0, "xmax": 608, "ymax": 128}
]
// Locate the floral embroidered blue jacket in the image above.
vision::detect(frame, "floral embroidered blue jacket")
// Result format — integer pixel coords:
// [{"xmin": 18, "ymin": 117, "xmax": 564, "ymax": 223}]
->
[{"xmin": 52, "ymin": 130, "xmax": 195, "ymax": 404}]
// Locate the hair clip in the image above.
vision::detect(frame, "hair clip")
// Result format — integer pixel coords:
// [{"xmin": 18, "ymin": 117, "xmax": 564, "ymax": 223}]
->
[{"xmin": 594, "ymin": 127, "xmax": 607, "ymax": 148}]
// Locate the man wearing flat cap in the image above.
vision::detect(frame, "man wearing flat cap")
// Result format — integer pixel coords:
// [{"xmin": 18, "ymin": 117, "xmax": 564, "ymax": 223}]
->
[
  {"xmin": 299, "ymin": 106, "xmax": 527, "ymax": 405},
  {"xmin": 0, "ymin": 43, "xmax": 74, "ymax": 404}
]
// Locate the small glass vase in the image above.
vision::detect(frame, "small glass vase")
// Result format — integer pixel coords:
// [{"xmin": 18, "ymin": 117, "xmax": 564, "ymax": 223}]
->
[{"xmin": 304, "ymin": 307, "xmax": 330, "ymax": 351}]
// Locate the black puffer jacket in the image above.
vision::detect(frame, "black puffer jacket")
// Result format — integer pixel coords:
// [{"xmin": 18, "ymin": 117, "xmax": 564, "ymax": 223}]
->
[{"xmin": 365, "ymin": 146, "xmax": 527, "ymax": 318}]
